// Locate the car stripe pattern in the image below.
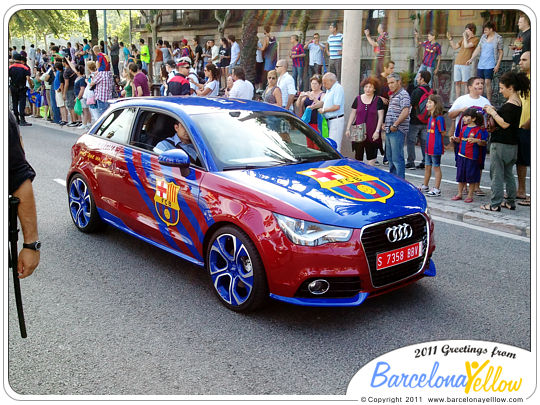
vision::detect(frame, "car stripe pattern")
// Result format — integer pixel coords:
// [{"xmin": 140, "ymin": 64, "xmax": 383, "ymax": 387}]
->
[{"xmin": 123, "ymin": 147, "xmax": 214, "ymax": 265}]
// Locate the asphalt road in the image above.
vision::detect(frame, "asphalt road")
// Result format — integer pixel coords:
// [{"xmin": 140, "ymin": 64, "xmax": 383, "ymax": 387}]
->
[{"xmin": 7, "ymin": 124, "xmax": 531, "ymax": 396}]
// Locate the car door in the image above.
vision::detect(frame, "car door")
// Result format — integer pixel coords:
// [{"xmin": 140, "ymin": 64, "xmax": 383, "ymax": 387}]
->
[
  {"xmin": 116, "ymin": 110, "xmax": 209, "ymax": 266},
  {"xmin": 89, "ymin": 106, "xmax": 138, "ymax": 219}
]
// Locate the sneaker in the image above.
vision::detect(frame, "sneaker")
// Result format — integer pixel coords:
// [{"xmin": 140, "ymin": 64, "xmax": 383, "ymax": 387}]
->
[
  {"xmin": 405, "ymin": 162, "xmax": 416, "ymax": 170},
  {"xmin": 419, "ymin": 185, "xmax": 429, "ymax": 193},
  {"xmin": 426, "ymin": 188, "xmax": 441, "ymax": 197},
  {"xmin": 374, "ymin": 160, "xmax": 381, "ymax": 166},
  {"xmin": 383, "ymin": 160, "xmax": 389, "ymax": 166},
  {"xmin": 416, "ymin": 163, "xmax": 425, "ymax": 169},
  {"xmin": 67, "ymin": 122, "xmax": 79, "ymax": 127},
  {"xmin": 19, "ymin": 121, "xmax": 32, "ymax": 126}
]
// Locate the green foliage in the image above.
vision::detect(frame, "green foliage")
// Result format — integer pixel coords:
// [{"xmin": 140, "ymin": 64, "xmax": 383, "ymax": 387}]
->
[
  {"xmin": 9, "ymin": 9, "xmax": 88, "ymax": 41},
  {"xmin": 9, "ymin": 9, "xmax": 139, "ymax": 46}
]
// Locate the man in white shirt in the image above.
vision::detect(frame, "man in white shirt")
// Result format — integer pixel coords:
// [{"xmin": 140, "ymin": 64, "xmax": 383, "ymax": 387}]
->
[
  {"xmin": 28, "ymin": 44, "xmax": 37, "ymax": 72},
  {"xmin": 228, "ymin": 67, "xmax": 254, "ymax": 100},
  {"xmin": 275, "ymin": 59, "xmax": 296, "ymax": 111},
  {"xmin": 209, "ymin": 39, "xmax": 220, "ymax": 66},
  {"xmin": 448, "ymin": 76, "xmax": 491, "ymax": 133},
  {"xmin": 228, "ymin": 34, "xmax": 241, "ymax": 74},
  {"xmin": 448, "ymin": 76, "xmax": 491, "ymax": 194},
  {"xmin": 311, "ymin": 73, "xmax": 345, "ymax": 152}
]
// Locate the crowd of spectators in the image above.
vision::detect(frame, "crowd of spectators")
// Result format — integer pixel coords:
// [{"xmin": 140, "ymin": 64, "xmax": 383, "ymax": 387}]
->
[{"xmin": 9, "ymin": 13, "xmax": 531, "ymax": 211}]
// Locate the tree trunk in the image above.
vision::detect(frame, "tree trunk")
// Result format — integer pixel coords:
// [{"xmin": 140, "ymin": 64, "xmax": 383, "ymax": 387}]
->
[
  {"xmin": 215, "ymin": 10, "xmax": 231, "ymax": 38},
  {"xmin": 241, "ymin": 10, "xmax": 260, "ymax": 83},
  {"xmin": 88, "ymin": 9, "xmax": 99, "ymax": 46}
]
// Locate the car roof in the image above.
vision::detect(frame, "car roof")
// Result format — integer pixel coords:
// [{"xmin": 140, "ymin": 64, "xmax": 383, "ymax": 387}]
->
[{"xmin": 109, "ymin": 96, "xmax": 287, "ymax": 116}]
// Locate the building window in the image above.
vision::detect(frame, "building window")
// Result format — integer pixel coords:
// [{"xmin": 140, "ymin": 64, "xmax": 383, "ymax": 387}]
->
[
  {"xmin": 419, "ymin": 10, "xmax": 448, "ymax": 36},
  {"xmin": 366, "ymin": 9, "xmax": 388, "ymax": 33},
  {"xmin": 481, "ymin": 10, "xmax": 520, "ymax": 34}
]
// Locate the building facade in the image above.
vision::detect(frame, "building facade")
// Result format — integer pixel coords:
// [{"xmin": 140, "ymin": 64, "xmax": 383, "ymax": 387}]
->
[{"xmin": 134, "ymin": 9, "xmax": 526, "ymax": 106}]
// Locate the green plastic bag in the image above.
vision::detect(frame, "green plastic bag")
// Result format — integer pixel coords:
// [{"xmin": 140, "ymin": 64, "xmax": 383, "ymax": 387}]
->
[
  {"xmin": 317, "ymin": 113, "xmax": 329, "ymax": 138},
  {"xmin": 74, "ymin": 98, "xmax": 83, "ymax": 116}
]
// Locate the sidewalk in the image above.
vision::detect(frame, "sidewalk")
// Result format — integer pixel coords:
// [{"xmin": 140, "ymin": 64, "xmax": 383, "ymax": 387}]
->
[
  {"xmin": 26, "ymin": 116, "xmax": 531, "ymax": 238},
  {"xmin": 379, "ymin": 163, "xmax": 531, "ymax": 239},
  {"xmin": 407, "ymin": 176, "xmax": 531, "ymax": 238},
  {"xmin": 26, "ymin": 116, "xmax": 88, "ymax": 136}
]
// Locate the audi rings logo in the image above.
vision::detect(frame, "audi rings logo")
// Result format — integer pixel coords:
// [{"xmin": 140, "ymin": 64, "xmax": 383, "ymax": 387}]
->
[{"xmin": 385, "ymin": 223, "xmax": 413, "ymax": 243}]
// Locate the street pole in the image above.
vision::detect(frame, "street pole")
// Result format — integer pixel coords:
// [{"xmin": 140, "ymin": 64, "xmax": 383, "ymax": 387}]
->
[
  {"xmin": 103, "ymin": 10, "xmax": 108, "ymax": 54},
  {"xmin": 341, "ymin": 10, "xmax": 364, "ymax": 158}
]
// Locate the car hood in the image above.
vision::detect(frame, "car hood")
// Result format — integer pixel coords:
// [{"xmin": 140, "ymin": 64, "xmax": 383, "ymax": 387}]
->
[{"xmin": 215, "ymin": 158, "xmax": 427, "ymax": 229}]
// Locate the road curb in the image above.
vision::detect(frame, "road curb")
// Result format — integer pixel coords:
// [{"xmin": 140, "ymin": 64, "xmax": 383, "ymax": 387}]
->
[
  {"xmin": 429, "ymin": 204, "xmax": 531, "ymax": 238},
  {"xmin": 25, "ymin": 116, "xmax": 87, "ymax": 136}
]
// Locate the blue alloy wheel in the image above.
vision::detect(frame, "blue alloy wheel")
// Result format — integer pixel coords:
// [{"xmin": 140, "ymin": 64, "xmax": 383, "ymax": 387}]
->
[
  {"xmin": 68, "ymin": 175, "xmax": 103, "ymax": 233},
  {"xmin": 206, "ymin": 226, "xmax": 268, "ymax": 312}
]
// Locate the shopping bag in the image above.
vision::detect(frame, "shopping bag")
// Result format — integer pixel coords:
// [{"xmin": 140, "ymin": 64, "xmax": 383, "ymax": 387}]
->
[{"xmin": 74, "ymin": 98, "xmax": 83, "ymax": 116}]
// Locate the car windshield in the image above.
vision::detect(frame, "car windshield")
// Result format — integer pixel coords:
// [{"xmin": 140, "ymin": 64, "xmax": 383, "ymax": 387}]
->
[{"xmin": 190, "ymin": 111, "xmax": 341, "ymax": 171}]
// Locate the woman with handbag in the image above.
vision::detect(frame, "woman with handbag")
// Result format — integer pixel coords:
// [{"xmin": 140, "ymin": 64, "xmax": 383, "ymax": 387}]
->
[{"xmin": 345, "ymin": 77, "xmax": 385, "ymax": 165}]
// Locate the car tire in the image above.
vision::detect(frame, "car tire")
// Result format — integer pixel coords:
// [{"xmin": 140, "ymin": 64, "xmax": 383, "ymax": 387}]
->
[
  {"xmin": 206, "ymin": 226, "xmax": 268, "ymax": 312},
  {"xmin": 68, "ymin": 174, "xmax": 104, "ymax": 233}
]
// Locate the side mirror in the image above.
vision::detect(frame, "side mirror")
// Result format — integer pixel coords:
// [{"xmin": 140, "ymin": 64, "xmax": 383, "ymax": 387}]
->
[
  {"xmin": 158, "ymin": 149, "xmax": 191, "ymax": 177},
  {"xmin": 325, "ymin": 137, "xmax": 338, "ymax": 149}
]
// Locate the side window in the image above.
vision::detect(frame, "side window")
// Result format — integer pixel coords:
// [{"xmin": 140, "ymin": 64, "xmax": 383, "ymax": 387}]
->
[
  {"xmin": 95, "ymin": 108, "xmax": 137, "ymax": 144},
  {"xmin": 130, "ymin": 110, "xmax": 205, "ymax": 169},
  {"xmin": 131, "ymin": 111, "xmax": 177, "ymax": 150}
]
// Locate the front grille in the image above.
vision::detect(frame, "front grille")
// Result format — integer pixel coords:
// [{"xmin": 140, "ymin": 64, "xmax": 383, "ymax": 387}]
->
[
  {"xmin": 360, "ymin": 213, "xmax": 428, "ymax": 288},
  {"xmin": 295, "ymin": 277, "xmax": 362, "ymax": 298}
]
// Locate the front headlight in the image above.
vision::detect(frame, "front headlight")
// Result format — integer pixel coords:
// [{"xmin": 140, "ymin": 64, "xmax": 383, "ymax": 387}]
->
[{"xmin": 274, "ymin": 213, "xmax": 352, "ymax": 246}]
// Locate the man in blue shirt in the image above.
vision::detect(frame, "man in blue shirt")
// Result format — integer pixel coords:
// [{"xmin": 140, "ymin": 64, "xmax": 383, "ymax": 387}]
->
[
  {"xmin": 153, "ymin": 121, "xmax": 198, "ymax": 163},
  {"xmin": 326, "ymin": 22, "xmax": 343, "ymax": 81},
  {"xmin": 384, "ymin": 73, "xmax": 411, "ymax": 179},
  {"xmin": 305, "ymin": 33, "xmax": 324, "ymax": 78}
]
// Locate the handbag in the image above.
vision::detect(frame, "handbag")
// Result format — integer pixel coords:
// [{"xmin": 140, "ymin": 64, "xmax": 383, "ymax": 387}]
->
[
  {"xmin": 74, "ymin": 98, "xmax": 83, "ymax": 116},
  {"xmin": 83, "ymin": 84, "xmax": 96, "ymax": 105},
  {"xmin": 350, "ymin": 122, "xmax": 367, "ymax": 142},
  {"xmin": 486, "ymin": 115, "xmax": 497, "ymax": 133}
]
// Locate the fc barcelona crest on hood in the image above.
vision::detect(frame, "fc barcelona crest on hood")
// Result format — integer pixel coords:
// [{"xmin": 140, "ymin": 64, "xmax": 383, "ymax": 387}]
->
[
  {"xmin": 297, "ymin": 165, "xmax": 395, "ymax": 203},
  {"xmin": 154, "ymin": 178, "xmax": 181, "ymax": 226}
]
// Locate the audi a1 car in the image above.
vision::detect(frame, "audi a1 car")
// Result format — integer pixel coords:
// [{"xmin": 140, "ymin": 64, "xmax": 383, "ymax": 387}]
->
[{"xmin": 67, "ymin": 96, "xmax": 436, "ymax": 312}]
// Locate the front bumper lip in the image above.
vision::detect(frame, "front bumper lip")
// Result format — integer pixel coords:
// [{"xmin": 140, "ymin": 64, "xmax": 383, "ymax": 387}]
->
[
  {"xmin": 268, "ymin": 259, "xmax": 437, "ymax": 307},
  {"xmin": 269, "ymin": 292, "xmax": 370, "ymax": 307}
]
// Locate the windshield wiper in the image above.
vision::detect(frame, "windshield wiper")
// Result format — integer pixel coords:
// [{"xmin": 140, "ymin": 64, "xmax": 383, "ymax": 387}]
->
[
  {"xmin": 222, "ymin": 164, "xmax": 264, "ymax": 171},
  {"xmin": 292, "ymin": 156, "xmax": 330, "ymax": 164}
]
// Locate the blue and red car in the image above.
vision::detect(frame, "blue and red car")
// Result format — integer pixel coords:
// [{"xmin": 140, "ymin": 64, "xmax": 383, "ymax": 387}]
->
[{"xmin": 66, "ymin": 97, "xmax": 436, "ymax": 312}]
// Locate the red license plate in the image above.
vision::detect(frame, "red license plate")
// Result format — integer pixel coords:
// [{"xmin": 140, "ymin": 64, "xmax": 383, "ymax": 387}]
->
[{"xmin": 376, "ymin": 242, "xmax": 422, "ymax": 270}]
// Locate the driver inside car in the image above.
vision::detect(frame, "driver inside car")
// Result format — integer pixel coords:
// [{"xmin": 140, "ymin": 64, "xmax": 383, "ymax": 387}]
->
[{"xmin": 153, "ymin": 121, "xmax": 198, "ymax": 163}]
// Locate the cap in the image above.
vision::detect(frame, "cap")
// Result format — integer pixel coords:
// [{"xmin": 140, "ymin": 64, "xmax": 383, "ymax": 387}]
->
[{"xmin": 178, "ymin": 56, "xmax": 192, "ymax": 66}]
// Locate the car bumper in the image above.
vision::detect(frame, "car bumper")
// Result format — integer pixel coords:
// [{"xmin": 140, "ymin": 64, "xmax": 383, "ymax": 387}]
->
[
  {"xmin": 257, "ymin": 212, "xmax": 436, "ymax": 306},
  {"xmin": 269, "ymin": 259, "xmax": 436, "ymax": 307}
]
